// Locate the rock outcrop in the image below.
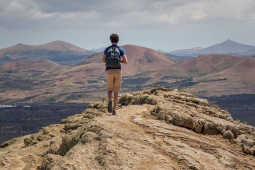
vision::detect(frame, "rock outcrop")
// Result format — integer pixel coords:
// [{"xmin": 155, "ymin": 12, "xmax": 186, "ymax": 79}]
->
[{"xmin": 1, "ymin": 87, "xmax": 255, "ymax": 170}]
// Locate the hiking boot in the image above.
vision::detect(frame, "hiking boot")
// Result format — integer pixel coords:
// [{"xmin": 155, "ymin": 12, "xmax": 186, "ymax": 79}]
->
[
  {"xmin": 112, "ymin": 110, "xmax": 116, "ymax": 115},
  {"xmin": 108, "ymin": 101, "xmax": 112, "ymax": 113}
]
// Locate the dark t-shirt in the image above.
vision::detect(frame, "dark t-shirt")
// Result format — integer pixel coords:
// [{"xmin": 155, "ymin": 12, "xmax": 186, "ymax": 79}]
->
[{"xmin": 104, "ymin": 44, "xmax": 125, "ymax": 71}]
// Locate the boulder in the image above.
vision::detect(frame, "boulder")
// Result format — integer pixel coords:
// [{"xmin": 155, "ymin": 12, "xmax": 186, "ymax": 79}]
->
[
  {"xmin": 58, "ymin": 135, "xmax": 80, "ymax": 156},
  {"xmin": 236, "ymin": 134, "xmax": 247, "ymax": 143},
  {"xmin": 173, "ymin": 115, "xmax": 184, "ymax": 127},
  {"xmin": 41, "ymin": 154, "xmax": 62, "ymax": 170},
  {"xmin": 193, "ymin": 120, "xmax": 205, "ymax": 133},
  {"xmin": 241, "ymin": 139, "xmax": 255, "ymax": 147},
  {"xmin": 225, "ymin": 125, "xmax": 239, "ymax": 138},
  {"xmin": 203, "ymin": 122, "xmax": 219, "ymax": 135},
  {"xmin": 223, "ymin": 130, "xmax": 234, "ymax": 140},
  {"xmin": 183, "ymin": 117, "xmax": 194, "ymax": 129},
  {"xmin": 242, "ymin": 145, "xmax": 253, "ymax": 155}
]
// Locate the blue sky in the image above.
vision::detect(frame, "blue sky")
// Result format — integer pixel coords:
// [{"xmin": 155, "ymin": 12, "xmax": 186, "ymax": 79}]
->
[{"xmin": 1, "ymin": 0, "xmax": 255, "ymax": 52}]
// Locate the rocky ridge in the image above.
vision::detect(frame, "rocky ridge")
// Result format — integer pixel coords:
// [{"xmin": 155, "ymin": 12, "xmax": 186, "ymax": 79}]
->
[{"xmin": 0, "ymin": 87, "xmax": 255, "ymax": 170}]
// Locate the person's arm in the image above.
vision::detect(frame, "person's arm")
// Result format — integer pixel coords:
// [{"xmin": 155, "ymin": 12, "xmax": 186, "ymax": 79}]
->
[
  {"xmin": 120, "ymin": 55, "xmax": 128, "ymax": 64},
  {"xmin": 102, "ymin": 54, "xmax": 106, "ymax": 63}
]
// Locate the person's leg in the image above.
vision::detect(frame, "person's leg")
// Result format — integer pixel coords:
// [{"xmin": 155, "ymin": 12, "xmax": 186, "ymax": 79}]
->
[
  {"xmin": 113, "ymin": 91, "xmax": 118, "ymax": 111},
  {"xmin": 112, "ymin": 70, "xmax": 122, "ymax": 115},
  {"xmin": 108, "ymin": 91, "xmax": 113, "ymax": 101},
  {"xmin": 108, "ymin": 92, "xmax": 113, "ymax": 113},
  {"xmin": 106, "ymin": 70, "xmax": 114, "ymax": 113}
]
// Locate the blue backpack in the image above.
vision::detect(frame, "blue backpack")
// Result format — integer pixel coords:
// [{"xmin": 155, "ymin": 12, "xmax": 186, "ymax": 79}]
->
[{"xmin": 105, "ymin": 46, "xmax": 121, "ymax": 68}]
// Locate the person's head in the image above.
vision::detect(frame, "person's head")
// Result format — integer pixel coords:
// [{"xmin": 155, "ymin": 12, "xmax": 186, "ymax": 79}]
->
[{"xmin": 110, "ymin": 33, "xmax": 119, "ymax": 44}]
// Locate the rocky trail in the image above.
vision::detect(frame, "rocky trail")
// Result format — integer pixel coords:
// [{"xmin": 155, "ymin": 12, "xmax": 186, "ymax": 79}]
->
[{"xmin": 1, "ymin": 87, "xmax": 255, "ymax": 169}]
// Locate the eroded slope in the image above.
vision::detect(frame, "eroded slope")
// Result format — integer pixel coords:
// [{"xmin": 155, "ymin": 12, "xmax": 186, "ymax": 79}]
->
[{"xmin": 1, "ymin": 87, "xmax": 255, "ymax": 170}]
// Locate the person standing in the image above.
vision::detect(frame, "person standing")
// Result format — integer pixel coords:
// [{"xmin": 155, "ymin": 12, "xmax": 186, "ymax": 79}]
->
[{"xmin": 102, "ymin": 33, "xmax": 128, "ymax": 115}]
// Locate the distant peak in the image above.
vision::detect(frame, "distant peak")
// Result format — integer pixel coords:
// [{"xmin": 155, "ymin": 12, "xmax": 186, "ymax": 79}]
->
[
  {"xmin": 48, "ymin": 40, "xmax": 67, "ymax": 44},
  {"xmin": 14, "ymin": 43, "xmax": 30, "ymax": 48},
  {"xmin": 16, "ymin": 43, "xmax": 26, "ymax": 46},
  {"xmin": 221, "ymin": 39, "xmax": 240, "ymax": 45},
  {"xmin": 157, "ymin": 49, "xmax": 165, "ymax": 53},
  {"xmin": 223, "ymin": 39, "xmax": 234, "ymax": 43}
]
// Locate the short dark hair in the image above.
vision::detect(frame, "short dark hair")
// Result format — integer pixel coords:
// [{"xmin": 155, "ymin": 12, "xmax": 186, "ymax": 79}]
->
[{"xmin": 110, "ymin": 33, "xmax": 119, "ymax": 43}]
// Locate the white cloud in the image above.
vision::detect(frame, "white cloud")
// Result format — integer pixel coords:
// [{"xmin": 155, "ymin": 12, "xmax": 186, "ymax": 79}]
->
[
  {"xmin": 31, "ymin": 11, "xmax": 56, "ymax": 19},
  {"xmin": 0, "ymin": 0, "xmax": 255, "ymax": 50},
  {"xmin": 1, "ymin": 0, "xmax": 255, "ymax": 28},
  {"xmin": 198, "ymin": 0, "xmax": 255, "ymax": 22},
  {"xmin": 190, "ymin": 10, "xmax": 207, "ymax": 20},
  {"xmin": 58, "ymin": 10, "xmax": 99, "ymax": 20}
]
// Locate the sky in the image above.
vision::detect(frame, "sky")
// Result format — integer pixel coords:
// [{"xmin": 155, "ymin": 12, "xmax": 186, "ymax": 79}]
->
[{"xmin": 1, "ymin": 0, "xmax": 255, "ymax": 52}]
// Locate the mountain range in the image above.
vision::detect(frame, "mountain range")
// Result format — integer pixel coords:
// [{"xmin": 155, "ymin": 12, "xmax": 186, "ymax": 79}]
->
[
  {"xmin": 0, "ymin": 41, "xmax": 95, "ymax": 65},
  {"xmin": 0, "ymin": 39, "xmax": 255, "ymax": 104},
  {"xmin": 200, "ymin": 39, "xmax": 255, "ymax": 53},
  {"xmin": 169, "ymin": 39, "xmax": 255, "ymax": 57}
]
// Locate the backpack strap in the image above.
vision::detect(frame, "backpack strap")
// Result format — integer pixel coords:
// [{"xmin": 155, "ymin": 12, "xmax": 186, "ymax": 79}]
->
[{"xmin": 112, "ymin": 46, "xmax": 116, "ymax": 53}]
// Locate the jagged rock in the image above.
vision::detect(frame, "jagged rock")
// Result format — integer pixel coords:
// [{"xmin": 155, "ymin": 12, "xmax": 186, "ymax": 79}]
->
[
  {"xmin": 58, "ymin": 134, "xmax": 80, "ymax": 156},
  {"xmin": 231, "ymin": 127, "xmax": 239, "ymax": 138},
  {"xmin": 242, "ymin": 145, "xmax": 253, "ymax": 155},
  {"xmin": 225, "ymin": 125, "xmax": 239, "ymax": 138},
  {"xmin": 241, "ymin": 138, "xmax": 255, "ymax": 147},
  {"xmin": 226, "ymin": 117, "xmax": 233, "ymax": 121},
  {"xmin": 41, "ymin": 154, "xmax": 62, "ymax": 170},
  {"xmin": 173, "ymin": 115, "xmax": 185, "ymax": 127},
  {"xmin": 41, "ymin": 128, "xmax": 50, "ymax": 135},
  {"xmin": 88, "ymin": 103, "xmax": 105, "ymax": 110},
  {"xmin": 165, "ymin": 115, "xmax": 174, "ymax": 124},
  {"xmin": 0, "ymin": 139, "xmax": 16, "ymax": 148},
  {"xmin": 183, "ymin": 117, "xmax": 194, "ymax": 129},
  {"xmin": 64, "ymin": 123, "xmax": 82, "ymax": 132},
  {"xmin": 223, "ymin": 130, "xmax": 234, "ymax": 140},
  {"xmin": 202, "ymin": 122, "xmax": 219, "ymax": 135},
  {"xmin": 193, "ymin": 120, "xmax": 205, "ymax": 133},
  {"xmin": 236, "ymin": 134, "xmax": 247, "ymax": 143},
  {"xmin": 47, "ymin": 143, "xmax": 59, "ymax": 155}
]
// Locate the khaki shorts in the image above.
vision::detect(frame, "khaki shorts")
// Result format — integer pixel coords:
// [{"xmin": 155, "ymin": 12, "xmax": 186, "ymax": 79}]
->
[{"xmin": 106, "ymin": 69, "xmax": 122, "ymax": 92}]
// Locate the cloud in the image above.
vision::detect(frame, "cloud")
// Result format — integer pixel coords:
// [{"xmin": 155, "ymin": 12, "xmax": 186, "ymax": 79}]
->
[
  {"xmin": 1, "ymin": 0, "xmax": 255, "ymax": 29},
  {"xmin": 0, "ymin": 0, "xmax": 255, "ymax": 50}
]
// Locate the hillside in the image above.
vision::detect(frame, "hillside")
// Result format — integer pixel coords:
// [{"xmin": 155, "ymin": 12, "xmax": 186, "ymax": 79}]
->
[
  {"xmin": 171, "ymin": 54, "xmax": 248, "ymax": 75},
  {"xmin": 0, "ymin": 52, "xmax": 254, "ymax": 104},
  {"xmin": 148, "ymin": 54, "xmax": 255, "ymax": 97},
  {"xmin": 170, "ymin": 47, "xmax": 204, "ymax": 55},
  {"xmin": 0, "ymin": 59, "xmax": 60, "ymax": 73},
  {"xmin": 199, "ymin": 39, "xmax": 255, "ymax": 54},
  {"xmin": 0, "ymin": 41, "xmax": 94, "ymax": 65},
  {"xmin": 180, "ymin": 55, "xmax": 255, "ymax": 96},
  {"xmin": 81, "ymin": 44, "xmax": 175, "ymax": 76},
  {"xmin": 0, "ymin": 44, "xmax": 175, "ymax": 104},
  {"xmin": 1, "ymin": 87, "xmax": 255, "ymax": 169}
]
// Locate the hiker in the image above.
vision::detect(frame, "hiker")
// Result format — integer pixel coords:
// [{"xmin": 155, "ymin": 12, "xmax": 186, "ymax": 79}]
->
[{"xmin": 102, "ymin": 33, "xmax": 128, "ymax": 115}]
